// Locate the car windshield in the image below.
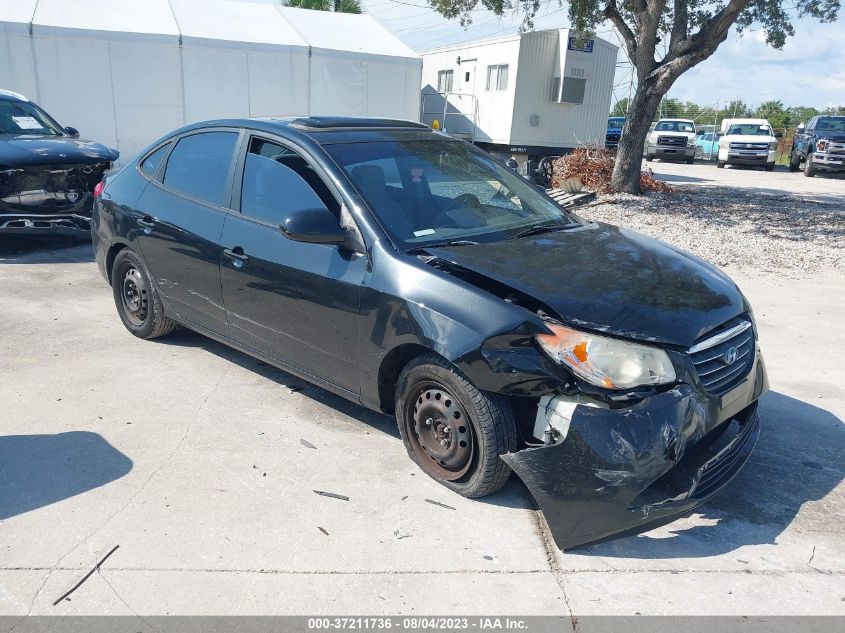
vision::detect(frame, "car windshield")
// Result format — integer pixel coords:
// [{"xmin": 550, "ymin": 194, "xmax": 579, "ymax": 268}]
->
[
  {"xmin": 608, "ymin": 118, "xmax": 624, "ymax": 128},
  {"xmin": 654, "ymin": 121, "xmax": 694, "ymax": 133},
  {"xmin": 325, "ymin": 138, "xmax": 575, "ymax": 249},
  {"xmin": 0, "ymin": 100, "xmax": 64, "ymax": 136},
  {"xmin": 726, "ymin": 124, "xmax": 771, "ymax": 136},
  {"xmin": 816, "ymin": 117, "xmax": 845, "ymax": 132}
]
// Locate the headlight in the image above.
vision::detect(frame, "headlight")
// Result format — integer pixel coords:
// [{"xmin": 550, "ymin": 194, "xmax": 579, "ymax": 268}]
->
[
  {"xmin": 687, "ymin": 137, "xmax": 695, "ymax": 147},
  {"xmin": 817, "ymin": 139, "xmax": 828, "ymax": 151},
  {"xmin": 536, "ymin": 324, "xmax": 676, "ymax": 389},
  {"xmin": 768, "ymin": 141, "xmax": 779, "ymax": 151}
]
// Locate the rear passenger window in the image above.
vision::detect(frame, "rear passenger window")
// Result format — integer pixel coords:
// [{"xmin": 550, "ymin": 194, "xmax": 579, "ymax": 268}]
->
[
  {"xmin": 140, "ymin": 143, "xmax": 169, "ymax": 178},
  {"xmin": 240, "ymin": 138, "xmax": 339, "ymax": 225},
  {"xmin": 163, "ymin": 132, "xmax": 238, "ymax": 206}
]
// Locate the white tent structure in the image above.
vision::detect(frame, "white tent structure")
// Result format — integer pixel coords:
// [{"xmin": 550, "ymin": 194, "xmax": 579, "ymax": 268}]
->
[{"xmin": 0, "ymin": 0, "xmax": 421, "ymax": 161}]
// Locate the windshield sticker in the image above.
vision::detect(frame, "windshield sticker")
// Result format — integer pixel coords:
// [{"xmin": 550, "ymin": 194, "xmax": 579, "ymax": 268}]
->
[
  {"xmin": 12, "ymin": 116, "xmax": 43, "ymax": 130},
  {"xmin": 410, "ymin": 167, "xmax": 424, "ymax": 183},
  {"xmin": 413, "ymin": 228, "xmax": 436, "ymax": 237}
]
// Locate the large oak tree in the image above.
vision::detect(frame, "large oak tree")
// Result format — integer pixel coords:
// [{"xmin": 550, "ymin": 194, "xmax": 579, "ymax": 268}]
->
[{"xmin": 428, "ymin": 0, "xmax": 840, "ymax": 192}]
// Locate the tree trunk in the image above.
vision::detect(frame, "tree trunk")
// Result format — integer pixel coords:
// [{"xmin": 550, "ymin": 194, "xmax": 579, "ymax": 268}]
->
[{"xmin": 610, "ymin": 80, "xmax": 667, "ymax": 194}]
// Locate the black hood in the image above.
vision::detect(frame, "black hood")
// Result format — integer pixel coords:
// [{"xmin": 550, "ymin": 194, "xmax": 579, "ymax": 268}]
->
[
  {"xmin": 820, "ymin": 132, "xmax": 845, "ymax": 142},
  {"xmin": 0, "ymin": 135, "xmax": 118, "ymax": 167},
  {"xmin": 426, "ymin": 223, "xmax": 746, "ymax": 348}
]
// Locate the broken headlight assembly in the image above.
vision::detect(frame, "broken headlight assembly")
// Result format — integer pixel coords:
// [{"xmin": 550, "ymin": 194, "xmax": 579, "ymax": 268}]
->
[{"xmin": 535, "ymin": 324, "xmax": 676, "ymax": 389}]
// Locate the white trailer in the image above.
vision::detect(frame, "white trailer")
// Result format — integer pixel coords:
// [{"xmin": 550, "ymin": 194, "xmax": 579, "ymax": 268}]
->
[
  {"xmin": 0, "ymin": 0, "xmax": 421, "ymax": 162},
  {"xmin": 420, "ymin": 29, "xmax": 617, "ymax": 163}
]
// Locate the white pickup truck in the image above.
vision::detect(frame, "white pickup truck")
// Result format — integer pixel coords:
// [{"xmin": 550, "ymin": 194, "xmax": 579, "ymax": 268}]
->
[
  {"xmin": 646, "ymin": 119, "xmax": 696, "ymax": 163},
  {"xmin": 717, "ymin": 118, "xmax": 780, "ymax": 171}
]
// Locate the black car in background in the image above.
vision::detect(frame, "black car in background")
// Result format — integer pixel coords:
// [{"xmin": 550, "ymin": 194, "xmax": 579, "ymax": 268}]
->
[
  {"xmin": 0, "ymin": 89, "xmax": 118, "ymax": 238},
  {"xmin": 92, "ymin": 117, "xmax": 768, "ymax": 550}
]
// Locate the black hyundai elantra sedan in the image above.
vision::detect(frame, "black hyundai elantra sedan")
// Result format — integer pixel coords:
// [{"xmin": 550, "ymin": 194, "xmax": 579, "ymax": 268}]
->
[
  {"xmin": 92, "ymin": 117, "xmax": 768, "ymax": 550},
  {"xmin": 0, "ymin": 89, "xmax": 118, "ymax": 238}
]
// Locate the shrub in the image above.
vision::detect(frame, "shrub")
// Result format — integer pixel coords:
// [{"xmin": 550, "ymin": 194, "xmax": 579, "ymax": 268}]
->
[{"xmin": 551, "ymin": 147, "xmax": 671, "ymax": 194}]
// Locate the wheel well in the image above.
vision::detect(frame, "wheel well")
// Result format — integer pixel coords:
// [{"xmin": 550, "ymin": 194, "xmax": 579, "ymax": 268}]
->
[
  {"xmin": 105, "ymin": 243, "xmax": 129, "ymax": 284},
  {"xmin": 377, "ymin": 343, "xmax": 446, "ymax": 414}
]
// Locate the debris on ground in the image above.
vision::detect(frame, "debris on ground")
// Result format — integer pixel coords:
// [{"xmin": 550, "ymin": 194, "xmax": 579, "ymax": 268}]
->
[
  {"xmin": 318, "ymin": 526, "xmax": 329, "ymax": 536},
  {"xmin": 424, "ymin": 498, "xmax": 456, "ymax": 510},
  {"xmin": 578, "ymin": 185, "xmax": 844, "ymax": 273},
  {"xmin": 52, "ymin": 544, "xmax": 119, "ymax": 606},
  {"xmin": 286, "ymin": 385, "xmax": 304, "ymax": 393},
  {"xmin": 552, "ymin": 147, "xmax": 671, "ymax": 194},
  {"xmin": 393, "ymin": 529, "xmax": 412, "ymax": 539},
  {"xmin": 300, "ymin": 439, "xmax": 317, "ymax": 450},
  {"xmin": 313, "ymin": 490, "xmax": 349, "ymax": 501}
]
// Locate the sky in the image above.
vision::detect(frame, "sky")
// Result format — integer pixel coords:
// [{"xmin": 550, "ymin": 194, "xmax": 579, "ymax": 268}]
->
[{"xmin": 362, "ymin": 0, "xmax": 845, "ymax": 110}]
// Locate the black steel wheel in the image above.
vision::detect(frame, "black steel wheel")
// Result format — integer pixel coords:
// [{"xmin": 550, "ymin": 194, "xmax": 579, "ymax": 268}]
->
[
  {"xmin": 395, "ymin": 354, "xmax": 517, "ymax": 498},
  {"xmin": 111, "ymin": 249, "xmax": 177, "ymax": 339}
]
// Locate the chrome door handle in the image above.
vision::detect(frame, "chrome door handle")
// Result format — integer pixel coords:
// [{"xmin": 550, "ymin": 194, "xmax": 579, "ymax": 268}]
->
[{"xmin": 223, "ymin": 247, "xmax": 249, "ymax": 268}]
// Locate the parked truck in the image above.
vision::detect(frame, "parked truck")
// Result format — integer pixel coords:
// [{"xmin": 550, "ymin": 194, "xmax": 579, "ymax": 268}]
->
[
  {"xmin": 789, "ymin": 115, "xmax": 845, "ymax": 177},
  {"xmin": 645, "ymin": 119, "xmax": 696, "ymax": 163},
  {"xmin": 717, "ymin": 119, "xmax": 780, "ymax": 171}
]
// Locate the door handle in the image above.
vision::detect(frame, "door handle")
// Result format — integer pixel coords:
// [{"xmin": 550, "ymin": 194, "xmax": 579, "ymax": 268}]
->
[
  {"xmin": 223, "ymin": 247, "xmax": 249, "ymax": 268},
  {"xmin": 137, "ymin": 216, "xmax": 155, "ymax": 234}
]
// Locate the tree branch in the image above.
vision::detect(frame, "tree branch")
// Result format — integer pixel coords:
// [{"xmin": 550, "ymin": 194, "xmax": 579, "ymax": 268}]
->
[
  {"xmin": 669, "ymin": 0, "xmax": 689, "ymax": 53},
  {"xmin": 603, "ymin": 1, "xmax": 637, "ymax": 59}
]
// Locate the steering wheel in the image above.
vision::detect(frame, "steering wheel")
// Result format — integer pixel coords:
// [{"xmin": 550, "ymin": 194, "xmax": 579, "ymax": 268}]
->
[{"xmin": 435, "ymin": 193, "xmax": 483, "ymax": 228}]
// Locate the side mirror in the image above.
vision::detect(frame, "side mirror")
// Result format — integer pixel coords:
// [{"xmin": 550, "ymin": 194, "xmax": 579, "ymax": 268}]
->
[
  {"xmin": 281, "ymin": 207, "xmax": 347, "ymax": 245},
  {"xmin": 798, "ymin": 123, "xmax": 805, "ymax": 131},
  {"xmin": 716, "ymin": 132, "xmax": 724, "ymax": 138},
  {"xmin": 65, "ymin": 127, "xmax": 80, "ymax": 138},
  {"xmin": 774, "ymin": 131, "xmax": 784, "ymax": 138}
]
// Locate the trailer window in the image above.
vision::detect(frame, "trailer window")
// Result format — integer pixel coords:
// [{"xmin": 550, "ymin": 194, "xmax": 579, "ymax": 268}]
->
[
  {"xmin": 437, "ymin": 70, "xmax": 453, "ymax": 93},
  {"xmin": 486, "ymin": 65, "xmax": 509, "ymax": 91}
]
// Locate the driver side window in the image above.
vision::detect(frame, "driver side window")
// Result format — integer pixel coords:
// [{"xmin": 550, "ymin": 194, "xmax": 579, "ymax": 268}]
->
[{"xmin": 240, "ymin": 138, "xmax": 339, "ymax": 225}]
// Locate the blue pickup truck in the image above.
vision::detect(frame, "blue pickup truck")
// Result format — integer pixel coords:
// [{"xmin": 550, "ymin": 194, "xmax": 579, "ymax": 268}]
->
[
  {"xmin": 606, "ymin": 117, "xmax": 624, "ymax": 148},
  {"xmin": 789, "ymin": 115, "xmax": 845, "ymax": 176}
]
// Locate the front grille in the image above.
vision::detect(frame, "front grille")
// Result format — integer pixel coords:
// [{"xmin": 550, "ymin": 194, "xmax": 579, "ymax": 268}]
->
[
  {"xmin": 657, "ymin": 135, "xmax": 686, "ymax": 147},
  {"xmin": 729, "ymin": 142, "xmax": 768, "ymax": 151},
  {"xmin": 688, "ymin": 317, "xmax": 755, "ymax": 395},
  {"xmin": 826, "ymin": 141, "xmax": 845, "ymax": 155}
]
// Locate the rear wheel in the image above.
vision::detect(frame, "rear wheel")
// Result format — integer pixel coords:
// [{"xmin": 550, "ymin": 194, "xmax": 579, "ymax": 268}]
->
[
  {"xmin": 394, "ymin": 354, "xmax": 517, "ymax": 498},
  {"xmin": 717, "ymin": 161, "xmax": 725, "ymax": 168},
  {"xmin": 111, "ymin": 249, "xmax": 177, "ymax": 339}
]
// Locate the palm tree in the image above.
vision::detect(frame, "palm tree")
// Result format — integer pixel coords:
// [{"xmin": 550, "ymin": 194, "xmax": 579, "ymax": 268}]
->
[{"xmin": 284, "ymin": 0, "xmax": 362, "ymax": 13}]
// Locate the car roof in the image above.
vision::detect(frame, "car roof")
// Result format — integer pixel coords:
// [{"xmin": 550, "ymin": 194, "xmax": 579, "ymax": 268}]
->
[
  {"xmin": 0, "ymin": 89, "xmax": 29, "ymax": 102},
  {"xmin": 166, "ymin": 116, "xmax": 442, "ymax": 146}
]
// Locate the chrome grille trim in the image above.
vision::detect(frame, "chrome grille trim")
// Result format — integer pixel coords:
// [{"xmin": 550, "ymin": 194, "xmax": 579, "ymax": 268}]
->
[
  {"xmin": 688, "ymin": 319, "xmax": 755, "ymax": 395},
  {"xmin": 688, "ymin": 321, "xmax": 752, "ymax": 354}
]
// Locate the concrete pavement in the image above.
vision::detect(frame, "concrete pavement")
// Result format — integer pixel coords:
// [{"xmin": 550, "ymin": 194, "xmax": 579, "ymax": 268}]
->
[{"xmin": 0, "ymin": 240, "xmax": 843, "ymax": 616}]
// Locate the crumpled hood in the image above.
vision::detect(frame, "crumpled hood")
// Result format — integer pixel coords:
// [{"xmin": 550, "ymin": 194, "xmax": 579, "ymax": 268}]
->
[
  {"xmin": 0, "ymin": 135, "xmax": 118, "ymax": 167},
  {"xmin": 426, "ymin": 223, "xmax": 746, "ymax": 348}
]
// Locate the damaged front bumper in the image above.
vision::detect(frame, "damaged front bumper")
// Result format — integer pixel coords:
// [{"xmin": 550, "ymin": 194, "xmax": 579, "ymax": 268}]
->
[
  {"xmin": 502, "ymin": 352, "xmax": 768, "ymax": 550},
  {"xmin": 0, "ymin": 212, "xmax": 92, "ymax": 238}
]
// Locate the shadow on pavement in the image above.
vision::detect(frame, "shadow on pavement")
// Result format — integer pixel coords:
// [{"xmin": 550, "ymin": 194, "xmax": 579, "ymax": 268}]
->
[
  {"xmin": 0, "ymin": 237, "xmax": 93, "ymax": 264},
  {"xmin": 579, "ymin": 391, "xmax": 844, "ymax": 558},
  {"xmin": 0, "ymin": 432, "xmax": 132, "ymax": 521}
]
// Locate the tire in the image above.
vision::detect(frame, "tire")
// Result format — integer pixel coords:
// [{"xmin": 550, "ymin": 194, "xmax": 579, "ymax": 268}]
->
[
  {"xmin": 694, "ymin": 147, "xmax": 704, "ymax": 160},
  {"xmin": 111, "ymin": 249, "xmax": 177, "ymax": 340},
  {"xmin": 686, "ymin": 157, "xmax": 695, "ymax": 165},
  {"xmin": 789, "ymin": 150, "xmax": 801, "ymax": 172},
  {"xmin": 394, "ymin": 353, "xmax": 517, "ymax": 498},
  {"xmin": 645, "ymin": 154, "xmax": 654, "ymax": 162},
  {"xmin": 765, "ymin": 162, "xmax": 775, "ymax": 172},
  {"xmin": 717, "ymin": 161, "xmax": 725, "ymax": 169},
  {"xmin": 804, "ymin": 151, "xmax": 816, "ymax": 177}
]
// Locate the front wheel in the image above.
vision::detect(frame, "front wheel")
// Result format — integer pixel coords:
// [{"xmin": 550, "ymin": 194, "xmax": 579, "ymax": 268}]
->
[
  {"xmin": 394, "ymin": 354, "xmax": 517, "ymax": 498},
  {"xmin": 111, "ymin": 249, "xmax": 177, "ymax": 339},
  {"xmin": 789, "ymin": 151, "xmax": 801, "ymax": 172},
  {"xmin": 765, "ymin": 162, "xmax": 775, "ymax": 172},
  {"xmin": 717, "ymin": 161, "xmax": 725, "ymax": 169},
  {"xmin": 804, "ymin": 152, "xmax": 816, "ymax": 177}
]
